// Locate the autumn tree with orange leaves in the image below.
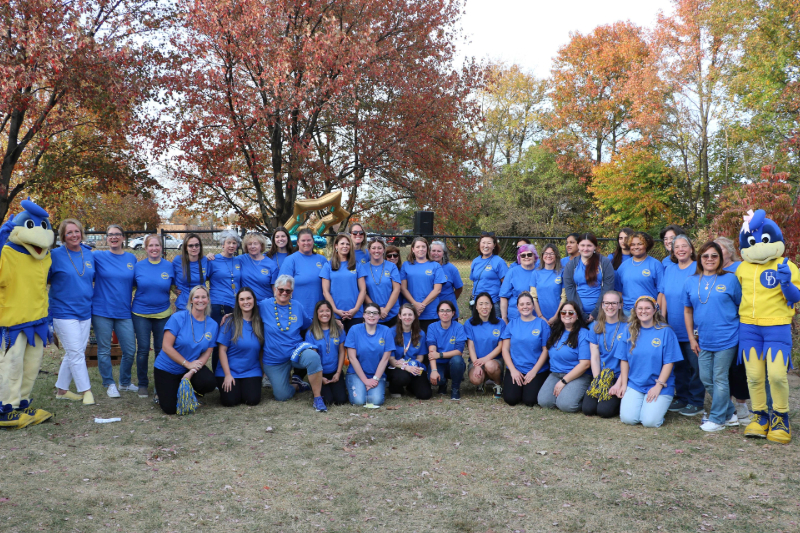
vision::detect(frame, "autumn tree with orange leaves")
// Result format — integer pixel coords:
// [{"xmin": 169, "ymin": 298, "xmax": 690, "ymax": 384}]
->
[{"xmin": 155, "ymin": 0, "xmax": 482, "ymax": 232}]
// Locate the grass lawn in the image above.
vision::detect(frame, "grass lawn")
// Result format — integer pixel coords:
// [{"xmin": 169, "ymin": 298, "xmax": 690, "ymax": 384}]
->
[{"xmin": 3, "ymin": 341, "xmax": 799, "ymax": 533}]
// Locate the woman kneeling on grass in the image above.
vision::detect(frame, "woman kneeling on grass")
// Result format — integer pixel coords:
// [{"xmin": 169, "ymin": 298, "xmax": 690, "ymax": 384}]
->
[
  {"xmin": 426, "ymin": 300, "xmax": 467, "ymax": 400},
  {"xmin": 216, "ymin": 288, "xmax": 264, "ymax": 407},
  {"xmin": 345, "ymin": 302, "xmax": 395, "ymax": 407},
  {"xmin": 465, "ymin": 293, "xmax": 505, "ymax": 397},
  {"xmin": 583, "ymin": 290, "xmax": 627, "ymax": 418},
  {"xmin": 153, "ymin": 286, "xmax": 219, "ymax": 415},
  {"xmin": 386, "ymin": 304, "xmax": 432, "ymax": 400},
  {"xmin": 304, "ymin": 301, "xmax": 348, "ymax": 407},
  {"xmin": 611, "ymin": 295, "xmax": 683, "ymax": 428},
  {"xmin": 500, "ymin": 292, "xmax": 551, "ymax": 406},
  {"xmin": 538, "ymin": 301, "xmax": 592, "ymax": 412}
]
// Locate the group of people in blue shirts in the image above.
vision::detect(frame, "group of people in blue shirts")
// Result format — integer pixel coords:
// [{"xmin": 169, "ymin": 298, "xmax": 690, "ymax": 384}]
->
[{"xmin": 49, "ymin": 221, "xmax": 749, "ymax": 431}]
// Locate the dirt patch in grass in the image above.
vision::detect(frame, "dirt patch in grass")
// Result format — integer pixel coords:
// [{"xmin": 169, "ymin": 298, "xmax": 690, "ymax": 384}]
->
[{"xmin": 2, "ymin": 345, "xmax": 799, "ymax": 532}]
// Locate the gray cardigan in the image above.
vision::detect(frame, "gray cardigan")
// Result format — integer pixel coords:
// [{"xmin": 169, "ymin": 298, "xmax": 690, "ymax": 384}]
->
[{"xmin": 562, "ymin": 255, "xmax": 616, "ymax": 321}]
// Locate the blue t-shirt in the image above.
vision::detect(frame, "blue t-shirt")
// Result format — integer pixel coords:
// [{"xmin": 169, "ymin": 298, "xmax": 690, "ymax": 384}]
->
[
  {"xmin": 401, "ymin": 261, "xmax": 446, "ymax": 320},
  {"xmin": 724, "ymin": 261, "xmax": 741, "ymax": 274},
  {"xmin": 304, "ymin": 328, "xmax": 346, "ymax": 374},
  {"xmin": 132, "ymin": 259, "xmax": 175, "ymax": 315},
  {"xmin": 154, "ymin": 310, "xmax": 219, "ymax": 375},
  {"xmin": 48, "ymin": 245, "xmax": 95, "ymax": 320},
  {"xmin": 547, "ymin": 328, "xmax": 591, "ymax": 374},
  {"xmin": 216, "ymin": 319, "xmax": 263, "ymax": 378},
  {"xmin": 172, "ymin": 256, "xmax": 208, "ymax": 311},
  {"xmin": 608, "ymin": 253, "xmax": 631, "ymax": 268},
  {"xmin": 344, "ymin": 323, "xmax": 395, "ymax": 376},
  {"xmin": 682, "ymin": 273, "xmax": 741, "ymax": 351},
  {"xmin": 587, "ymin": 322, "xmax": 627, "ymax": 375},
  {"xmin": 469, "ymin": 255, "xmax": 508, "ymax": 302},
  {"xmin": 464, "ymin": 319, "xmax": 505, "ymax": 360},
  {"xmin": 425, "ymin": 321, "xmax": 467, "ymax": 365},
  {"xmin": 572, "ymin": 260, "xmax": 603, "ymax": 315},
  {"xmin": 614, "ymin": 325, "xmax": 683, "ymax": 396},
  {"xmin": 320, "ymin": 261, "xmax": 366, "ymax": 319},
  {"xmin": 662, "ymin": 256, "xmax": 674, "ymax": 268},
  {"xmin": 438, "ymin": 262, "xmax": 464, "ymax": 319},
  {"xmin": 360, "ymin": 261, "xmax": 402, "ymax": 321},
  {"xmin": 609, "ymin": 253, "xmax": 632, "ymax": 291},
  {"xmin": 279, "ymin": 252, "xmax": 328, "ymax": 322},
  {"xmin": 355, "ymin": 249, "xmax": 369, "ymax": 267},
  {"xmin": 616, "ymin": 256, "xmax": 665, "ymax": 311},
  {"xmin": 389, "ymin": 328, "xmax": 427, "ymax": 368},
  {"xmin": 500, "ymin": 317, "xmax": 550, "ymax": 374},
  {"xmin": 237, "ymin": 254, "xmax": 278, "ymax": 302},
  {"xmin": 271, "ymin": 251, "xmax": 289, "ymax": 270},
  {"xmin": 207, "ymin": 254, "xmax": 241, "ymax": 307},
  {"xmin": 662, "ymin": 261, "xmax": 696, "ymax": 341},
  {"xmin": 499, "ymin": 265, "xmax": 536, "ymax": 320},
  {"xmin": 260, "ymin": 298, "xmax": 311, "ymax": 366},
  {"xmin": 92, "ymin": 251, "xmax": 135, "ymax": 319},
  {"xmin": 532, "ymin": 268, "xmax": 563, "ymax": 320}
]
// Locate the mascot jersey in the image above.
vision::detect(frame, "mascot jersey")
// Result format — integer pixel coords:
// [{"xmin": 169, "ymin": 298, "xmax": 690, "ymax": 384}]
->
[{"xmin": 737, "ymin": 258, "xmax": 799, "ymax": 326}]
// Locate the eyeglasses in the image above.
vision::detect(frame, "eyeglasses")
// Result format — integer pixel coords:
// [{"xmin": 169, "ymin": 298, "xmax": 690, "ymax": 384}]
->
[
  {"xmin": 701, "ymin": 254, "xmax": 719, "ymax": 259},
  {"xmin": 519, "ymin": 253, "xmax": 534, "ymax": 259},
  {"xmin": 386, "ymin": 253, "xmax": 399, "ymax": 258},
  {"xmin": 276, "ymin": 288, "xmax": 293, "ymax": 294},
  {"xmin": 351, "ymin": 231, "xmax": 365, "ymax": 236},
  {"xmin": 438, "ymin": 308, "xmax": 454, "ymax": 314},
  {"xmin": 542, "ymin": 252, "xmax": 555, "ymax": 257},
  {"xmin": 602, "ymin": 301, "xmax": 620, "ymax": 306},
  {"xmin": 186, "ymin": 243, "xmax": 201, "ymax": 248},
  {"xmin": 560, "ymin": 310, "xmax": 576, "ymax": 317},
  {"xmin": 364, "ymin": 310, "xmax": 380, "ymax": 316},
  {"xmin": 107, "ymin": 233, "xmax": 123, "ymax": 238}
]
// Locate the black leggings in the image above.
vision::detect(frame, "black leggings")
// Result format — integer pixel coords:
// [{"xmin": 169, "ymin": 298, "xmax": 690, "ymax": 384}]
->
[
  {"xmin": 386, "ymin": 367, "xmax": 433, "ymax": 399},
  {"xmin": 321, "ymin": 372, "xmax": 348, "ymax": 406},
  {"xmin": 419, "ymin": 319, "xmax": 437, "ymax": 333},
  {"xmin": 729, "ymin": 348, "xmax": 749, "ymax": 400},
  {"xmin": 502, "ymin": 369, "xmax": 550, "ymax": 407},
  {"xmin": 582, "ymin": 394, "xmax": 621, "ymax": 418},
  {"xmin": 342, "ymin": 318, "xmax": 364, "ymax": 333},
  {"xmin": 379, "ymin": 316, "xmax": 398, "ymax": 328},
  {"xmin": 154, "ymin": 367, "xmax": 216, "ymax": 415},
  {"xmin": 216, "ymin": 376, "xmax": 262, "ymax": 407}
]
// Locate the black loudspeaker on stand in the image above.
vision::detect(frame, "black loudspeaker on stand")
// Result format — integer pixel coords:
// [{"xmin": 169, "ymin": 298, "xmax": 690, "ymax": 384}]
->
[{"xmin": 414, "ymin": 211, "xmax": 434, "ymax": 235}]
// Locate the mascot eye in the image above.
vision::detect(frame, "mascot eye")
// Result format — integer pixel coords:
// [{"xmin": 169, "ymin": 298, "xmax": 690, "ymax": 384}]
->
[
  {"xmin": 40, "ymin": 221, "xmax": 48, "ymax": 229},
  {"xmin": 761, "ymin": 234, "xmax": 771, "ymax": 244},
  {"xmin": 747, "ymin": 236, "xmax": 756, "ymax": 246},
  {"xmin": 25, "ymin": 220, "xmax": 34, "ymax": 229}
]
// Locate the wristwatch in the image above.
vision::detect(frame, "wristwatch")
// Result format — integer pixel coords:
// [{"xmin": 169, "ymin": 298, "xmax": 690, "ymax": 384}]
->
[
  {"xmin": 560, "ymin": 378, "xmax": 568, "ymax": 385},
  {"xmin": 438, "ymin": 352, "xmax": 444, "ymax": 359}
]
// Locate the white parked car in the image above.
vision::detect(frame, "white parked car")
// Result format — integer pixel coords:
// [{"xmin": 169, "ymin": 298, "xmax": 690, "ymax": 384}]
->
[{"xmin": 128, "ymin": 234, "xmax": 184, "ymax": 250}]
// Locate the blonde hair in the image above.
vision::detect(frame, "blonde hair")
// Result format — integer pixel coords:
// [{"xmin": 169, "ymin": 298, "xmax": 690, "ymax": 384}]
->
[
  {"xmin": 242, "ymin": 233, "xmax": 268, "ymax": 254},
  {"xmin": 186, "ymin": 286, "xmax": 212, "ymax": 317},
  {"xmin": 58, "ymin": 218, "xmax": 84, "ymax": 243},
  {"xmin": 627, "ymin": 296, "xmax": 668, "ymax": 352},
  {"xmin": 143, "ymin": 234, "xmax": 161, "ymax": 248},
  {"xmin": 593, "ymin": 290, "xmax": 626, "ymax": 334}
]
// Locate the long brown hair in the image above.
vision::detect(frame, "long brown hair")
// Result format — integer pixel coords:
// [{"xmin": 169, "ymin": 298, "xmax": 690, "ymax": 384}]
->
[
  {"xmin": 695, "ymin": 241, "xmax": 726, "ymax": 275},
  {"xmin": 546, "ymin": 301, "xmax": 587, "ymax": 349},
  {"xmin": 407, "ymin": 237, "xmax": 430, "ymax": 264},
  {"xmin": 309, "ymin": 300, "xmax": 342, "ymax": 341},
  {"xmin": 395, "ymin": 303, "xmax": 422, "ymax": 348},
  {"xmin": 578, "ymin": 232, "xmax": 601, "ymax": 286},
  {"xmin": 181, "ymin": 233, "xmax": 205, "ymax": 287},
  {"xmin": 611, "ymin": 227, "xmax": 634, "ymax": 270},
  {"xmin": 226, "ymin": 288, "xmax": 264, "ymax": 346},
  {"xmin": 330, "ymin": 233, "xmax": 356, "ymax": 271},
  {"xmin": 267, "ymin": 227, "xmax": 295, "ymax": 258}
]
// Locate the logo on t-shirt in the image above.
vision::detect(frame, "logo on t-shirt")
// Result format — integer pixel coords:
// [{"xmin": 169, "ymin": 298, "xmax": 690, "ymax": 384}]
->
[
  {"xmin": 485, "ymin": 265, "xmax": 492, "ymax": 271},
  {"xmin": 379, "ymin": 338, "xmax": 385, "ymax": 346},
  {"xmin": 85, "ymin": 261, "xmax": 93, "ymax": 269},
  {"xmin": 492, "ymin": 329, "xmax": 501, "ymax": 337},
  {"xmin": 360, "ymin": 258, "xmax": 367, "ymax": 264},
  {"xmin": 425, "ymin": 269, "xmax": 433, "ymax": 276},
  {"xmin": 127, "ymin": 263, "xmax": 134, "ymax": 270},
  {"xmin": 555, "ymin": 277, "xmax": 562, "ymax": 283},
  {"xmin": 449, "ymin": 336, "xmax": 456, "ymax": 345},
  {"xmin": 444, "ymin": 275, "xmax": 449, "ymax": 281},
  {"xmin": 651, "ymin": 337, "xmax": 661, "ymax": 347},
  {"xmin": 204, "ymin": 332, "xmax": 212, "ymax": 340},
  {"xmin": 235, "ymin": 264, "xmax": 241, "ymax": 270},
  {"xmin": 384, "ymin": 271, "xmax": 390, "ymax": 277},
  {"xmin": 532, "ymin": 329, "xmax": 540, "ymax": 336},
  {"xmin": 161, "ymin": 272, "xmax": 169, "ymax": 279},
  {"xmin": 261, "ymin": 268, "xmax": 269, "ymax": 275},
  {"xmin": 642, "ymin": 269, "xmax": 651, "ymax": 277},
  {"xmin": 333, "ymin": 337, "xmax": 340, "ymax": 345},
  {"xmin": 289, "ymin": 314, "xmax": 298, "ymax": 322},
  {"xmin": 760, "ymin": 270, "xmax": 779, "ymax": 289},
  {"xmin": 316, "ymin": 262, "xmax": 322, "ymax": 268},
  {"xmin": 715, "ymin": 284, "xmax": 726, "ymax": 292}
]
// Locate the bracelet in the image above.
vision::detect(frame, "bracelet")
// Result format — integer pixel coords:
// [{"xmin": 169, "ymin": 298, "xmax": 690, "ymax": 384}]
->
[
  {"xmin": 182, "ymin": 359, "xmax": 187, "ymax": 367},
  {"xmin": 560, "ymin": 378, "xmax": 568, "ymax": 385},
  {"xmin": 655, "ymin": 379, "xmax": 667, "ymax": 387}
]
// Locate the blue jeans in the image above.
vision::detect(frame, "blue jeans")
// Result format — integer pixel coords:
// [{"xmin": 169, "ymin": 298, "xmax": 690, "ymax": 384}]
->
[
  {"xmin": 91, "ymin": 315, "xmax": 136, "ymax": 387},
  {"xmin": 620, "ymin": 388, "xmax": 673, "ymax": 428},
  {"xmin": 698, "ymin": 347, "xmax": 737, "ymax": 425},
  {"xmin": 262, "ymin": 349, "xmax": 323, "ymax": 401},
  {"xmin": 673, "ymin": 341, "xmax": 705, "ymax": 407},
  {"xmin": 132, "ymin": 314, "xmax": 169, "ymax": 388},
  {"xmin": 211, "ymin": 304, "xmax": 234, "ymax": 373},
  {"xmin": 346, "ymin": 373, "xmax": 387, "ymax": 406},
  {"xmin": 432, "ymin": 355, "xmax": 466, "ymax": 390}
]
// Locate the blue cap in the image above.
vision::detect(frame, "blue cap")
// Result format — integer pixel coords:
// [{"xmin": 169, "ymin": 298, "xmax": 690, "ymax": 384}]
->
[{"xmin": 20, "ymin": 198, "xmax": 49, "ymax": 219}]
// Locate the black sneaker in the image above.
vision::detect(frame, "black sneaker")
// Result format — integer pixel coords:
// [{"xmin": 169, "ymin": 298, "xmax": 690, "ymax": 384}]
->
[
  {"xmin": 668, "ymin": 399, "xmax": 686, "ymax": 412},
  {"xmin": 438, "ymin": 384, "xmax": 447, "ymax": 395}
]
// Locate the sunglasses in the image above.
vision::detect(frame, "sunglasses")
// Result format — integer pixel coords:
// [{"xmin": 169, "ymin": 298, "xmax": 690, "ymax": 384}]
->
[
  {"xmin": 481, "ymin": 231, "xmax": 495, "ymax": 237},
  {"xmin": 276, "ymin": 288, "xmax": 293, "ymax": 294},
  {"xmin": 519, "ymin": 253, "xmax": 534, "ymax": 259},
  {"xmin": 351, "ymin": 231, "xmax": 365, "ymax": 236},
  {"xmin": 560, "ymin": 310, "xmax": 576, "ymax": 317},
  {"xmin": 701, "ymin": 254, "xmax": 719, "ymax": 259},
  {"xmin": 386, "ymin": 253, "xmax": 399, "ymax": 258}
]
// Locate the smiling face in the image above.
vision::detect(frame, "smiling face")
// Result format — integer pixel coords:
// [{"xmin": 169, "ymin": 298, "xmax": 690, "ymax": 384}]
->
[
  {"xmin": 369, "ymin": 241, "xmax": 385, "ymax": 262},
  {"xmin": 273, "ymin": 231, "xmax": 289, "ymax": 251},
  {"xmin": 335, "ymin": 236, "xmax": 351, "ymax": 259},
  {"xmin": 517, "ymin": 295, "xmax": 534, "ymax": 318},
  {"xmin": 479, "ymin": 237, "xmax": 495, "ymax": 257},
  {"xmin": 275, "ymin": 284, "xmax": 293, "ymax": 305},
  {"xmin": 662, "ymin": 230, "xmax": 676, "ymax": 252},
  {"xmin": 223, "ymin": 238, "xmax": 238, "ymax": 257},
  {"xmin": 145, "ymin": 237, "xmax": 162, "ymax": 260},
  {"xmin": 635, "ymin": 300, "xmax": 655, "ymax": 325},
  {"xmin": 629, "ymin": 237, "xmax": 647, "ymax": 259},
  {"xmin": 560, "ymin": 303, "xmax": 578, "ymax": 327},
  {"xmin": 350, "ymin": 225, "xmax": 365, "ymax": 246},
  {"xmin": 700, "ymin": 248, "xmax": 721, "ymax": 274},
  {"xmin": 246, "ymin": 238, "xmax": 262, "ymax": 257},
  {"xmin": 476, "ymin": 295, "xmax": 493, "ymax": 320},
  {"xmin": 186, "ymin": 237, "xmax": 201, "ymax": 260},
  {"xmin": 618, "ymin": 231, "xmax": 630, "ymax": 252},
  {"xmin": 437, "ymin": 304, "xmax": 454, "ymax": 323},
  {"xmin": 541, "ymin": 248, "xmax": 556, "ymax": 268},
  {"xmin": 412, "ymin": 240, "xmax": 428, "ymax": 261},
  {"xmin": 578, "ymin": 239, "xmax": 595, "ymax": 260},
  {"xmin": 64, "ymin": 223, "xmax": 82, "ymax": 249},
  {"xmin": 191, "ymin": 288, "xmax": 209, "ymax": 314},
  {"xmin": 673, "ymin": 238, "xmax": 692, "ymax": 263},
  {"xmin": 238, "ymin": 291, "xmax": 255, "ymax": 314},
  {"xmin": 316, "ymin": 303, "xmax": 332, "ymax": 326},
  {"xmin": 297, "ymin": 233, "xmax": 314, "ymax": 254},
  {"xmin": 106, "ymin": 228, "xmax": 124, "ymax": 251},
  {"xmin": 430, "ymin": 244, "xmax": 444, "ymax": 263},
  {"xmin": 400, "ymin": 307, "xmax": 416, "ymax": 329},
  {"xmin": 519, "ymin": 250, "xmax": 535, "ymax": 268},
  {"xmin": 363, "ymin": 305, "xmax": 381, "ymax": 325},
  {"xmin": 565, "ymin": 236, "xmax": 578, "ymax": 255}
]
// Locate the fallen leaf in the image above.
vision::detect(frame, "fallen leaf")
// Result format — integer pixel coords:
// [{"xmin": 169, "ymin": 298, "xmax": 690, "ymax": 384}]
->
[
  {"xmin": 537, "ymin": 451, "xmax": 547, "ymax": 455},
  {"xmin": 386, "ymin": 406, "xmax": 399, "ymax": 410}
]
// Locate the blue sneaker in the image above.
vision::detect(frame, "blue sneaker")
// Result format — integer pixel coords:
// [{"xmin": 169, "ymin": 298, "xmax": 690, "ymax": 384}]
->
[
  {"xmin": 313, "ymin": 396, "xmax": 327, "ymax": 412},
  {"xmin": 292, "ymin": 375, "xmax": 311, "ymax": 393}
]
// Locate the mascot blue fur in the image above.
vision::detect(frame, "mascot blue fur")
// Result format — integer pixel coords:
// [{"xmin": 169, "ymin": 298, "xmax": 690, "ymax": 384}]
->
[
  {"xmin": 736, "ymin": 209, "xmax": 798, "ymax": 444},
  {"xmin": 0, "ymin": 199, "xmax": 54, "ymax": 429}
]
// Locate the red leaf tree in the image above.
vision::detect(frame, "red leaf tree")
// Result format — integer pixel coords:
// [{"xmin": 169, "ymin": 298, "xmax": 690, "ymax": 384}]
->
[{"xmin": 154, "ymin": 0, "xmax": 482, "ymax": 231}]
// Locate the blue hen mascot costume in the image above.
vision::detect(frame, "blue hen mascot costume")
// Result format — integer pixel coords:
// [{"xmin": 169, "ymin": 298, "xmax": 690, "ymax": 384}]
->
[
  {"xmin": 0, "ymin": 200, "xmax": 54, "ymax": 429},
  {"xmin": 737, "ymin": 209, "xmax": 797, "ymax": 444}
]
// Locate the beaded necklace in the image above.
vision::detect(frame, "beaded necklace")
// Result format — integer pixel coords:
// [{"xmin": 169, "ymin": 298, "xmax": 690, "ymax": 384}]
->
[
  {"xmin": 602, "ymin": 321, "xmax": 622, "ymax": 353},
  {"xmin": 274, "ymin": 300, "xmax": 292, "ymax": 332}
]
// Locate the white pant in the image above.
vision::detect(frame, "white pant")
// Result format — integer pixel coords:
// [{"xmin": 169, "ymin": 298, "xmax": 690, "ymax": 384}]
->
[{"xmin": 54, "ymin": 319, "xmax": 92, "ymax": 392}]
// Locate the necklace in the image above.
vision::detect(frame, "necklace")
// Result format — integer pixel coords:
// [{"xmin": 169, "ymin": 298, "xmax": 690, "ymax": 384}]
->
[
  {"xmin": 698, "ymin": 274, "xmax": 717, "ymax": 304},
  {"xmin": 632, "ymin": 256, "xmax": 646, "ymax": 265},
  {"xmin": 322, "ymin": 329, "xmax": 331, "ymax": 357},
  {"xmin": 274, "ymin": 301, "xmax": 292, "ymax": 332},
  {"xmin": 403, "ymin": 331, "xmax": 412, "ymax": 356},
  {"xmin": 603, "ymin": 322, "xmax": 622, "ymax": 354},
  {"xmin": 555, "ymin": 330, "xmax": 572, "ymax": 351},
  {"xmin": 190, "ymin": 313, "xmax": 207, "ymax": 343},
  {"xmin": 369, "ymin": 262, "xmax": 386, "ymax": 285},
  {"xmin": 66, "ymin": 247, "xmax": 86, "ymax": 277},
  {"xmin": 222, "ymin": 255, "xmax": 236, "ymax": 291}
]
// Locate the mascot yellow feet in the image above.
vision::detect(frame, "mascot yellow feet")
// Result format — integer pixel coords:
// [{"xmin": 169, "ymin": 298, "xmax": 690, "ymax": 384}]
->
[
  {"xmin": 0, "ymin": 410, "xmax": 35, "ymax": 429},
  {"xmin": 766, "ymin": 412, "xmax": 792, "ymax": 444},
  {"xmin": 20, "ymin": 407, "xmax": 53, "ymax": 426},
  {"xmin": 744, "ymin": 410, "xmax": 769, "ymax": 438}
]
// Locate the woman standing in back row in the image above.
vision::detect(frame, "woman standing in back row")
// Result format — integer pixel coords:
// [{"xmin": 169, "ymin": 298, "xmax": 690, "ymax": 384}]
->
[{"xmin": 469, "ymin": 232, "xmax": 508, "ymax": 307}]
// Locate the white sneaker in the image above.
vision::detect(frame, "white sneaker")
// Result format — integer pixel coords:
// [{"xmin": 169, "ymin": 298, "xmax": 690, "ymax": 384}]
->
[
  {"xmin": 735, "ymin": 402, "xmax": 750, "ymax": 422},
  {"xmin": 262, "ymin": 375, "xmax": 272, "ymax": 388},
  {"xmin": 118, "ymin": 383, "xmax": 139, "ymax": 393},
  {"xmin": 700, "ymin": 421, "xmax": 725, "ymax": 432},
  {"xmin": 725, "ymin": 413, "xmax": 739, "ymax": 427},
  {"xmin": 106, "ymin": 383, "xmax": 120, "ymax": 398}
]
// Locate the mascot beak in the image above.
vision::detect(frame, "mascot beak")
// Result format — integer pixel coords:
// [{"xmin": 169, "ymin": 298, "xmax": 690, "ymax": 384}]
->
[
  {"xmin": 9, "ymin": 226, "xmax": 54, "ymax": 260},
  {"xmin": 741, "ymin": 241, "xmax": 785, "ymax": 265}
]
